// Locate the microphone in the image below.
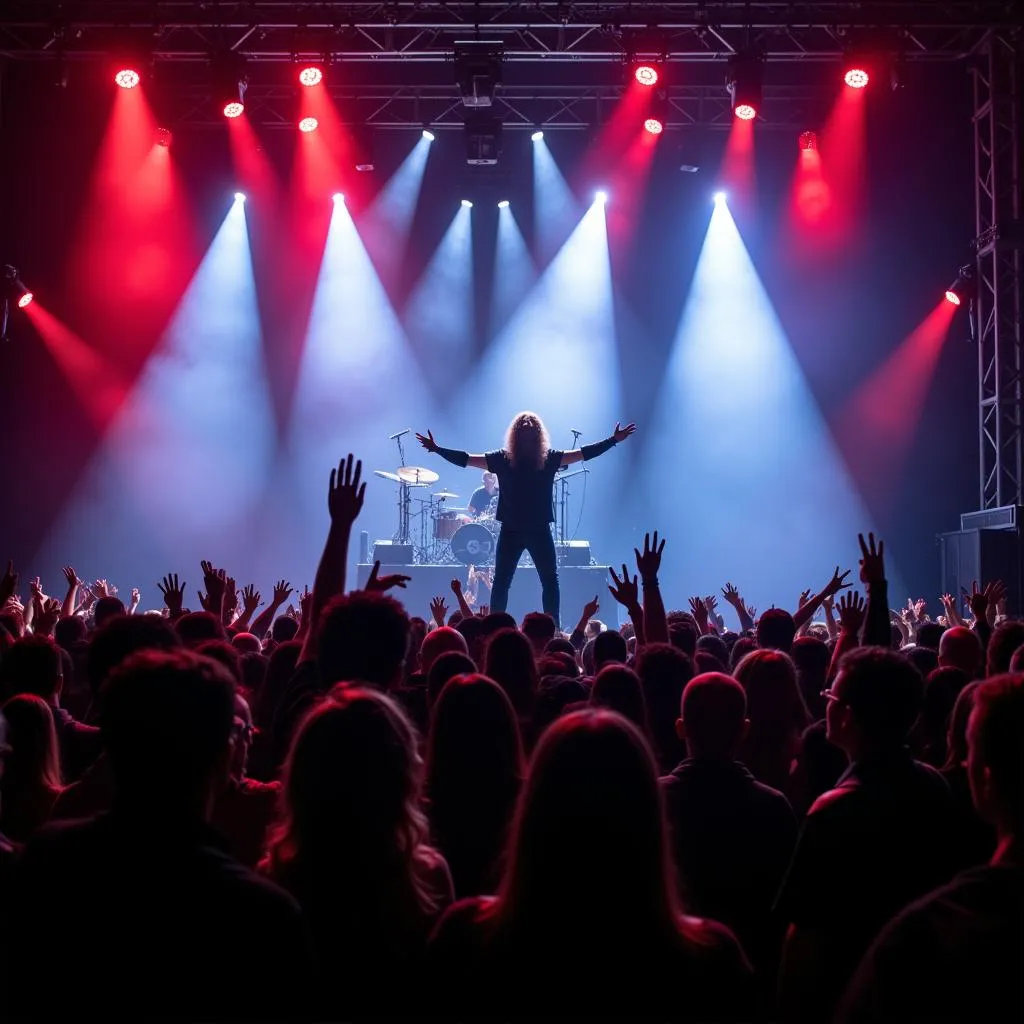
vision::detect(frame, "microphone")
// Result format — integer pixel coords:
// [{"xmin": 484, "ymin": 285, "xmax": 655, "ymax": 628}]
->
[
  {"xmin": 389, "ymin": 428, "xmax": 411, "ymax": 440},
  {"xmin": 570, "ymin": 429, "xmax": 583, "ymax": 436}
]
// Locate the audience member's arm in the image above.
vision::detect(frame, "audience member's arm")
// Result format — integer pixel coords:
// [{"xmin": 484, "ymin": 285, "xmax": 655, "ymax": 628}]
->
[
  {"xmin": 299, "ymin": 455, "xmax": 366, "ymax": 664},
  {"xmin": 250, "ymin": 580, "xmax": 293, "ymax": 638},
  {"xmin": 826, "ymin": 591, "xmax": 866, "ymax": 683},
  {"xmin": 0, "ymin": 560, "xmax": 18, "ymax": 608},
  {"xmin": 570, "ymin": 596, "xmax": 600, "ymax": 651},
  {"xmin": 608, "ymin": 564, "xmax": 645, "ymax": 646},
  {"xmin": 362, "ymin": 561, "xmax": 411, "ymax": 595},
  {"xmin": 430, "ymin": 596, "xmax": 448, "ymax": 629},
  {"xmin": 295, "ymin": 586, "xmax": 312, "ymax": 641},
  {"xmin": 197, "ymin": 561, "xmax": 227, "ymax": 622},
  {"xmin": 559, "ymin": 422, "xmax": 637, "ymax": 467},
  {"xmin": 450, "ymin": 578, "xmax": 474, "ymax": 621},
  {"xmin": 157, "ymin": 574, "xmax": 187, "ymax": 621},
  {"xmin": 128, "ymin": 588, "xmax": 141, "ymax": 615},
  {"xmin": 793, "ymin": 567, "xmax": 852, "ymax": 631},
  {"xmin": 940, "ymin": 592, "xmax": 964, "ymax": 628},
  {"xmin": 231, "ymin": 584, "xmax": 262, "ymax": 631},
  {"xmin": 721, "ymin": 583, "xmax": 755, "ymax": 633},
  {"xmin": 969, "ymin": 580, "xmax": 1005, "ymax": 651},
  {"xmin": 416, "ymin": 430, "xmax": 488, "ymax": 470},
  {"xmin": 703, "ymin": 595, "xmax": 724, "ymax": 634},
  {"xmin": 221, "ymin": 576, "xmax": 238, "ymax": 628},
  {"xmin": 33, "ymin": 598, "xmax": 61, "ymax": 638},
  {"xmin": 858, "ymin": 532, "xmax": 891, "ymax": 648},
  {"xmin": 688, "ymin": 596, "xmax": 712, "ymax": 635},
  {"xmin": 822, "ymin": 594, "xmax": 839, "ymax": 640},
  {"xmin": 636, "ymin": 531, "xmax": 669, "ymax": 644},
  {"xmin": 60, "ymin": 566, "xmax": 79, "ymax": 620}
]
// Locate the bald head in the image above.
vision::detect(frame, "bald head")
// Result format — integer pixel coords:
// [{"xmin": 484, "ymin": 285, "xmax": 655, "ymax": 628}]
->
[
  {"xmin": 939, "ymin": 626, "xmax": 983, "ymax": 677},
  {"xmin": 421, "ymin": 627, "xmax": 469, "ymax": 675}
]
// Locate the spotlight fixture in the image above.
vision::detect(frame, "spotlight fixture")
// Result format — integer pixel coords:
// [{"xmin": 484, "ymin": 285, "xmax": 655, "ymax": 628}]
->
[
  {"xmin": 594, "ymin": 190, "xmax": 608, "ymax": 204},
  {"xmin": 461, "ymin": 199, "xmax": 474, "ymax": 209},
  {"xmin": 454, "ymin": 42, "xmax": 503, "ymax": 108},
  {"xmin": 298, "ymin": 65, "xmax": 324, "ymax": 87},
  {"xmin": 213, "ymin": 56, "xmax": 247, "ymax": 118},
  {"xmin": 155, "ymin": 127, "xmax": 173, "ymax": 148},
  {"xmin": 644, "ymin": 117, "xmax": 664, "ymax": 135},
  {"xmin": 644, "ymin": 87, "xmax": 669, "ymax": 136},
  {"xmin": 298, "ymin": 116, "xmax": 319, "ymax": 133},
  {"xmin": 2, "ymin": 265, "xmax": 32, "ymax": 341},
  {"xmin": 713, "ymin": 190, "xmax": 728, "ymax": 204},
  {"xmin": 464, "ymin": 115, "xmax": 503, "ymax": 166},
  {"xmin": 726, "ymin": 53, "xmax": 763, "ymax": 121},
  {"xmin": 531, "ymin": 130, "xmax": 544, "ymax": 143},
  {"xmin": 114, "ymin": 67, "xmax": 141, "ymax": 89},
  {"xmin": 844, "ymin": 62, "xmax": 870, "ymax": 88},
  {"xmin": 234, "ymin": 191, "xmax": 246, "ymax": 203},
  {"xmin": 945, "ymin": 265, "xmax": 975, "ymax": 306},
  {"xmin": 422, "ymin": 128, "xmax": 436, "ymax": 142},
  {"xmin": 799, "ymin": 130, "xmax": 818, "ymax": 152},
  {"xmin": 634, "ymin": 63, "xmax": 659, "ymax": 87},
  {"xmin": 332, "ymin": 192, "xmax": 345, "ymax": 203},
  {"xmin": 497, "ymin": 199, "xmax": 510, "ymax": 209}
]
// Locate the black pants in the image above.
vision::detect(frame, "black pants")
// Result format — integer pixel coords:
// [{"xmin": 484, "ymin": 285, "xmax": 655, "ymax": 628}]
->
[{"xmin": 491, "ymin": 526, "xmax": 560, "ymax": 625}]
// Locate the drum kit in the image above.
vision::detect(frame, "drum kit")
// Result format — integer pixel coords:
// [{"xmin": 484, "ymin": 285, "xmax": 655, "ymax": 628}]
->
[{"xmin": 373, "ymin": 466, "xmax": 500, "ymax": 565}]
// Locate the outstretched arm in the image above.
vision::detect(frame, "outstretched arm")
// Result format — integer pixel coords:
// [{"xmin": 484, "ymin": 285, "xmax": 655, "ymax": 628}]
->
[
  {"xmin": 416, "ymin": 430, "xmax": 488, "ymax": 470},
  {"xmin": 561, "ymin": 422, "xmax": 637, "ymax": 467}
]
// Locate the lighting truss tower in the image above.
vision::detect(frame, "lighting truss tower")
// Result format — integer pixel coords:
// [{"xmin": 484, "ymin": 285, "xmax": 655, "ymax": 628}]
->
[{"xmin": 974, "ymin": 31, "xmax": 1024, "ymax": 510}]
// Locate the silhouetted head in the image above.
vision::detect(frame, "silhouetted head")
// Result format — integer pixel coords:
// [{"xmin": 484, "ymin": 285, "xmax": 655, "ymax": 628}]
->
[
  {"xmin": 826, "ymin": 647, "xmax": 923, "ymax": 758},
  {"xmin": 94, "ymin": 597, "xmax": 126, "ymax": 630},
  {"xmin": 54, "ymin": 615, "xmax": 87, "ymax": 650},
  {"xmin": 87, "ymin": 614, "xmax": 181, "ymax": 699},
  {"xmin": 480, "ymin": 612, "xmax": 517, "ymax": 637},
  {"xmin": 635, "ymin": 644, "xmax": 696, "ymax": 771},
  {"xmin": 485, "ymin": 628, "xmax": 539, "ymax": 717},
  {"xmin": 590, "ymin": 664, "xmax": 648, "ymax": 735},
  {"xmin": 912, "ymin": 666, "xmax": 970, "ymax": 767},
  {"xmin": 231, "ymin": 632, "xmax": 262, "ymax": 655},
  {"xmin": 175, "ymin": 611, "xmax": 227, "ymax": 647},
  {"xmin": 915, "ymin": 621, "xmax": 945, "ymax": 651},
  {"xmin": 0, "ymin": 635, "xmax": 63, "ymax": 703},
  {"xmin": 792, "ymin": 635, "xmax": 831, "ymax": 719},
  {"xmin": 100, "ymin": 649, "xmax": 236, "ymax": 810},
  {"xmin": 268, "ymin": 685, "xmax": 438, "ymax": 908},
  {"xmin": 231, "ymin": 692, "xmax": 255, "ymax": 779},
  {"xmin": 695, "ymin": 634, "xmax": 729, "ymax": 668},
  {"xmin": 427, "ymin": 651, "xmax": 477, "ymax": 709},
  {"xmin": 756, "ymin": 608, "xmax": 797, "ymax": 653},
  {"xmin": 988, "ymin": 620, "xmax": 1024, "ymax": 677},
  {"xmin": 906, "ymin": 644, "xmax": 939, "ymax": 678},
  {"xmin": 728, "ymin": 636, "xmax": 758, "ymax": 672},
  {"xmin": 679, "ymin": 673, "xmax": 747, "ymax": 759},
  {"xmin": 667, "ymin": 617, "xmax": 698, "ymax": 658},
  {"xmin": 505, "ymin": 411, "xmax": 550, "ymax": 470},
  {"xmin": 1, "ymin": 693, "xmax": 62, "ymax": 795},
  {"xmin": 421, "ymin": 626, "xmax": 469, "ymax": 676},
  {"xmin": 271, "ymin": 616, "xmax": 299, "ymax": 644},
  {"xmin": 967, "ymin": 673, "xmax": 1024, "ymax": 837},
  {"xmin": 499, "ymin": 710, "xmax": 678, "ymax": 930},
  {"xmin": 195, "ymin": 639, "xmax": 243, "ymax": 684},
  {"xmin": 316, "ymin": 591, "xmax": 410, "ymax": 690},
  {"xmin": 594, "ymin": 630, "xmax": 628, "ymax": 671},
  {"xmin": 521, "ymin": 613, "xmax": 557, "ymax": 655}
]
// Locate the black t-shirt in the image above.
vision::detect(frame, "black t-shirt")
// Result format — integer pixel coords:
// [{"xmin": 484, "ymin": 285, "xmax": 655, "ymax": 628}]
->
[
  {"xmin": 469, "ymin": 486, "xmax": 495, "ymax": 515},
  {"xmin": 837, "ymin": 863, "xmax": 1024, "ymax": 1023},
  {"xmin": 485, "ymin": 449, "xmax": 564, "ymax": 529}
]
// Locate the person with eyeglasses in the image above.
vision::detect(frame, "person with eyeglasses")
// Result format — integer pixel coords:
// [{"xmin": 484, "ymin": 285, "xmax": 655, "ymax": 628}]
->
[{"xmin": 776, "ymin": 646, "xmax": 960, "ymax": 1022}]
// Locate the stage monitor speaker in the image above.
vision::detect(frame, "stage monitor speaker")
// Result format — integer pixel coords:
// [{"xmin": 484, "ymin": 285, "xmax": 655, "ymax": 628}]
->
[
  {"xmin": 558, "ymin": 541, "xmax": 592, "ymax": 566},
  {"xmin": 372, "ymin": 541, "xmax": 414, "ymax": 565},
  {"xmin": 939, "ymin": 528, "xmax": 1021, "ymax": 615}
]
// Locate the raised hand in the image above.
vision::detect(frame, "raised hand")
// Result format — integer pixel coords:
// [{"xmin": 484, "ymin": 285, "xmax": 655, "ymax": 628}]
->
[
  {"xmin": 582, "ymin": 595, "xmax": 600, "ymax": 621},
  {"xmin": 365, "ymin": 561, "xmax": 411, "ymax": 594},
  {"xmin": 430, "ymin": 595, "xmax": 448, "ymax": 627},
  {"xmin": 29, "ymin": 576, "xmax": 44, "ymax": 603},
  {"xmin": 634, "ymin": 531, "xmax": 665, "ymax": 582},
  {"xmin": 721, "ymin": 582, "xmax": 743, "ymax": 608},
  {"xmin": 823, "ymin": 567, "xmax": 853, "ymax": 599},
  {"xmin": 607, "ymin": 564, "xmax": 640, "ymax": 609},
  {"xmin": 450, "ymin": 577, "xmax": 463, "ymax": 595},
  {"xmin": 477, "ymin": 605, "xmax": 490, "ymax": 618},
  {"xmin": 822, "ymin": 594, "xmax": 836, "ymax": 615},
  {"xmin": 35, "ymin": 598, "xmax": 61, "ymax": 636},
  {"xmin": 969, "ymin": 579, "xmax": 1006, "ymax": 619},
  {"xmin": 241, "ymin": 584, "xmax": 262, "ymax": 616},
  {"xmin": 613, "ymin": 422, "xmax": 637, "ymax": 443},
  {"xmin": 0, "ymin": 561, "xmax": 19, "ymax": 607},
  {"xmin": 837, "ymin": 591, "xmax": 866, "ymax": 634},
  {"xmin": 130, "ymin": 587, "xmax": 141, "ymax": 607},
  {"xmin": 63, "ymin": 565, "xmax": 78, "ymax": 588},
  {"xmin": 328, "ymin": 454, "xmax": 366, "ymax": 526},
  {"xmin": 688, "ymin": 596, "xmax": 710, "ymax": 631},
  {"xmin": 272, "ymin": 579, "xmax": 293, "ymax": 605},
  {"xmin": 299, "ymin": 585, "xmax": 312, "ymax": 621},
  {"xmin": 798, "ymin": 589, "xmax": 813, "ymax": 609},
  {"xmin": 703, "ymin": 594, "xmax": 719, "ymax": 617},
  {"xmin": 416, "ymin": 430, "xmax": 440, "ymax": 454},
  {"xmin": 91, "ymin": 579, "xmax": 111, "ymax": 599},
  {"xmin": 858, "ymin": 532, "xmax": 886, "ymax": 586},
  {"xmin": 746, "ymin": 605, "xmax": 758, "ymax": 621},
  {"xmin": 199, "ymin": 561, "xmax": 227, "ymax": 613},
  {"xmin": 157, "ymin": 574, "xmax": 186, "ymax": 617}
]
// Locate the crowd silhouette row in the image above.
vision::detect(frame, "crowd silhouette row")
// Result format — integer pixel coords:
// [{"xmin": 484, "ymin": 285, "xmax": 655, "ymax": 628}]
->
[{"xmin": 0, "ymin": 454, "xmax": 1020, "ymax": 1022}]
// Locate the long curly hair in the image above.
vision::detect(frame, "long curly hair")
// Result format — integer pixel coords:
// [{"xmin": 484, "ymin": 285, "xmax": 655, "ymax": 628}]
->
[{"xmin": 505, "ymin": 411, "xmax": 550, "ymax": 470}]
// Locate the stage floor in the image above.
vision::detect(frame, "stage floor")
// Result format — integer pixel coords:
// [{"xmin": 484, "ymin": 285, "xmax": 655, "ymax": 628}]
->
[{"xmin": 355, "ymin": 563, "xmax": 611, "ymax": 626}]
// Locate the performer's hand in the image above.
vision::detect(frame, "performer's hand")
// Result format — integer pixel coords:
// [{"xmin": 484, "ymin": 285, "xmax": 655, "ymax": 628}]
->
[
  {"xmin": 613, "ymin": 422, "xmax": 637, "ymax": 443},
  {"xmin": 416, "ymin": 430, "xmax": 439, "ymax": 454}
]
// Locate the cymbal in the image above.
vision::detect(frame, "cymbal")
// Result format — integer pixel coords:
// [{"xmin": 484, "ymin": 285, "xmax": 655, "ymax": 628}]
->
[
  {"xmin": 374, "ymin": 470, "xmax": 402, "ymax": 483},
  {"xmin": 398, "ymin": 466, "xmax": 440, "ymax": 485},
  {"xmin": 434, "ymin": 490, "xmax": 459, "ymax": 499}
]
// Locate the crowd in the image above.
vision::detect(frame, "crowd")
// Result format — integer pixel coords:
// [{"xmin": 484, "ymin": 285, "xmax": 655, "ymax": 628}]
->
[{"xmin": 0, "ymin": 453, "xmax": 1020, "ymax": 1022}]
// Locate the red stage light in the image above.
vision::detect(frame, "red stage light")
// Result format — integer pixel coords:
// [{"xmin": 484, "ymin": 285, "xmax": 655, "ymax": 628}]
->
[
  {"xmin": 635, "ymin": 64, "xmax": 659, "ymax": 87},
  {"xmin": 945, "ymin": 290, "xmax": 961, "ymax": 306},
  {"xmin": 17, "ymin": 291, "xmax": 33, "ymax": 309},
  {"xmin": 844, "ymin": 68, "xmax": 869, "ymax": 89},
  {"xmin": 735, "ymin": 103, "xmax": 757, "ymax": 121},
  {"xmin": 644, "ymin": 117, "xmax": 664, "ymax": 135},
  {"xmin": 298, "ymin": 66, "xmax": 323, "ymax": 87},
  {"xmin": 114, "ymin": 68, "xmax": 141, "ymax": 89},
  {"xmin": 799, "ymin": 130, "xmax": 818, "ymax": 151},
  {"xmin": 223, "ymin": 101, "xmax": 245, "ymax": 119},
  {"xmin": 298, "ymin": 116, "xmax": 319, "ymax": 133}
]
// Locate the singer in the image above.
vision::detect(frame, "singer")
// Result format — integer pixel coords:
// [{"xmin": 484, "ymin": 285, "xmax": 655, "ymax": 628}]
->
[{"xmin": 416, "ymin": 412, "xmax": 636, "ymax": 624}]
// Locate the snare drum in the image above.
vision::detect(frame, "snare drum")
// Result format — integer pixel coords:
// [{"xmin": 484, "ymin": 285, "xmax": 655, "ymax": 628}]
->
[
  {"xmin": 451, "ymin": 522, "xmax": 497, "ymax": 565},
  {"xmin": 434, "ymin": 510, "xmax": 471, "ymax": 541}
]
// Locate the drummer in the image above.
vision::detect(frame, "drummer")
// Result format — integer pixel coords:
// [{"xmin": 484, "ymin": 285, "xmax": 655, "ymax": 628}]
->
[{"xmin": 468, "ymin": 472, "xmax": 499, "ymax": 518}]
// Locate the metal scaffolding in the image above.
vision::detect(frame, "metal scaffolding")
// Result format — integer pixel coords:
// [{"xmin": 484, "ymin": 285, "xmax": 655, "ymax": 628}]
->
[{"xmin": 975, "ymin": 30, "xmax": 1023, "ymax": 510}]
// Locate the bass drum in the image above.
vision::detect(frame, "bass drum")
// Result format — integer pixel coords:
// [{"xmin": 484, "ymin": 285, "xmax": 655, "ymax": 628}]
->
[{"xmin": 451, "ymin": 522, "xmax": 497, "ymax": 566}]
